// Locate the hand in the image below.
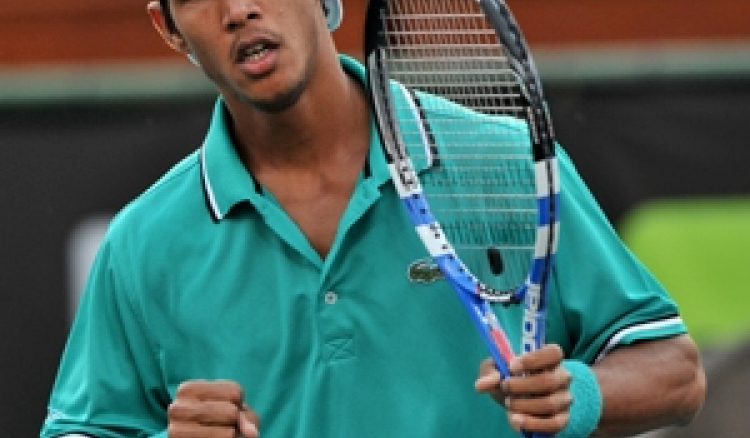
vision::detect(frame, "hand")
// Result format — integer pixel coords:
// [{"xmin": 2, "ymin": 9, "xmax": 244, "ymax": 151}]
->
[
  {"xmin": 168, "ymin": 379, "xmax": 260, "ymax": 438},
  {"xmin": 475, "ymin": 344, "xmax": 571, "ymax": 435}
]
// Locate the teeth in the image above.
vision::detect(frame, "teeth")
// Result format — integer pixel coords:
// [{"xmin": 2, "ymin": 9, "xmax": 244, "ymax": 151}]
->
[{"xmin": 242, "ymin": 44, "xmax": 268, "ymax": 60}]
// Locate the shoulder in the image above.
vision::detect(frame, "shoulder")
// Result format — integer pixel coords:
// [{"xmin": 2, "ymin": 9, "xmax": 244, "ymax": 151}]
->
[
  {"xmin": 104, "ymin": 150, "xmax": 206, "ymax": 251},
  {"xmin": 408, "ymin": 88, "xmax": 528, "ymax": 133}
]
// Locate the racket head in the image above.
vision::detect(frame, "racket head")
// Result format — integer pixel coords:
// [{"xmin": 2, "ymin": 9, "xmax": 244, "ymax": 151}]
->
[{"xmin": 364, "ymin": 0, "xmax": 560, "ymax": 361}]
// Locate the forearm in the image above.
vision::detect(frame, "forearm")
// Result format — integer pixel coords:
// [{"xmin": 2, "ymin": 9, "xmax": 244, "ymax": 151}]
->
[{"xmin": 591, "ymin": 334, "xmax": 706, "ymax": 437}]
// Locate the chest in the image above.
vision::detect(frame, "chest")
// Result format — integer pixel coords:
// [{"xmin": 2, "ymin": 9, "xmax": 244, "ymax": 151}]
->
[{"xmin": 150, "ymin": 203, "xmax": 486, "ymax": 381}]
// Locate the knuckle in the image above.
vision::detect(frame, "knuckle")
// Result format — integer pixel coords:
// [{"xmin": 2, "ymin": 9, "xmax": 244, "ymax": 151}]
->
[
  {"xmin": 175, "ymin": 379, "xmax": 206, "ymax": 396},
  {"xmin": 542, "ymin": 392, "xmax": 571, "ymax": 415},
  {"xmin": 560, "ymin": 366, "xmax": 572, "ymax": 383},
  {"xmin": 560, "ymin": 392, "xmax": 573, "ymax": 410},
  {"xmin": 216, "ymin": 380, "xmax": 244, "ymax": 403},
  {"xmin": 545, "ymin": 368, "xmax": 571, "ymax": 391},
  {"xmin": 551, "ymin": 412, "xmax": 570, "ymax": 430},
  {"xmin": 546, "ymin": 343, "xmax": 564, "ymax": 358},
  {"xmin": 222, "ymin": 400, "xmax": 243, "ymax": 418},
  {"xmin": 175, "ymin": 381, "xmax": 193, "ymax": 396},
  {"xmin": 167, "ymin": 399, "xmax": 189, "ymax": 419}
]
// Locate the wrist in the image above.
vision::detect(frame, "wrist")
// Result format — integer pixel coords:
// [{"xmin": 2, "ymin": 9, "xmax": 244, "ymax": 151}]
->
[{"xmin": 556, "ymin": 360, "xmax": 603, "ymax": 438}]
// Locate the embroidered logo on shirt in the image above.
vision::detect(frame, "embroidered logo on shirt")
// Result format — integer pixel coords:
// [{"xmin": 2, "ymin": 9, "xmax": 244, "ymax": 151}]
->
[{"xmin": 407, "ymin": 258, "xmax": 444, "ymax": 283}]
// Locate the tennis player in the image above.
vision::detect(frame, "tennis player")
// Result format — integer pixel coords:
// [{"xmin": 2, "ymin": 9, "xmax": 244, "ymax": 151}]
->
[{"xmin": 40, "ymin": 1, "xmax": 705, "ymax": 437}]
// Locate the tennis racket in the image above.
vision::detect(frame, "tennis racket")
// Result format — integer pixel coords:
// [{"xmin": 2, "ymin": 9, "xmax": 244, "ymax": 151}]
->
[{"xmin": 364, "ymin": 0, "xmax": 559, "ymax": 436}]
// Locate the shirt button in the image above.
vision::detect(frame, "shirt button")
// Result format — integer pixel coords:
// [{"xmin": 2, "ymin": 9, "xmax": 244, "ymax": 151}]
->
[{"xmin": 324, "ymin": 291, "xmax": 338, "ymax": 305}]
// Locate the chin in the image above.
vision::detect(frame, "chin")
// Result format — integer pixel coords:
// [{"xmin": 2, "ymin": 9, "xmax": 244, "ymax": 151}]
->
[{"xmin": 238, "ymin": 76, "xmax": 308, "ymax": 113}]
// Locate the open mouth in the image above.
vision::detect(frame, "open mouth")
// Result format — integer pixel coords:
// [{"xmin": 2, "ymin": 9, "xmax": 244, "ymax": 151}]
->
[{"xmin": 236, "ymin": 41, "xmax": 277, "ymax": 63}]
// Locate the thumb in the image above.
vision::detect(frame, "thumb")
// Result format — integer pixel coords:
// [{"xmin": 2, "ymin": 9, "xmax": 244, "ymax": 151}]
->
[{"xmin": 237, "ymin": 405, "xmax": 260, "ymax": 437}]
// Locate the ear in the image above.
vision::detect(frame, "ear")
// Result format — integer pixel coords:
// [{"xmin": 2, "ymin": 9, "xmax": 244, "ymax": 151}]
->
[
  {"xmin": 146, "ymin": 1, "xmax": 190, "ymax": 56},
  {"xmin": 322, "ymin": 0, "xmax": 343, "ymax": 31}
]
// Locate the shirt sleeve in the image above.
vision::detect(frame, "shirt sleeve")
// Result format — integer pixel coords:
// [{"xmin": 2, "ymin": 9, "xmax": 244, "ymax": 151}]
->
[
  {"xmin": 548, "ymin": 146, "xmax": 687, "ymax": 364},
  {"xmin": 40, "ymin": 236, "xmax": 169, "ymax": 438}
]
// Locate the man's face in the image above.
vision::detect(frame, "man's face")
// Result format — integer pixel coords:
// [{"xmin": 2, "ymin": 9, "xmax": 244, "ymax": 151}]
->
[{"xmin": 163, "ymin": 0, "xmax": 326, "ymax": 112}]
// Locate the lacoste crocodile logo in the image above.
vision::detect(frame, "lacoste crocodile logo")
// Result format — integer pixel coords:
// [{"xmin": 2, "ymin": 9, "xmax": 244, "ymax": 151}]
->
[{"xmin": 407, "ymin": 258, "xmax": 444, "ymax": 283}]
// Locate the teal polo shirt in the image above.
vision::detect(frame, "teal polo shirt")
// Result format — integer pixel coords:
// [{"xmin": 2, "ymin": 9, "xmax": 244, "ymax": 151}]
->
[{"xmin": 42, "ymin": 55, "xmax": 686, "ymax": 438}]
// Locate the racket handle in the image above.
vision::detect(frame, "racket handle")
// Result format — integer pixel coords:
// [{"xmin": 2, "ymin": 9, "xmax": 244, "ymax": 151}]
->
[{"xmin": 525, "ymin": 432, "xmax": 552, "ymax": 438}]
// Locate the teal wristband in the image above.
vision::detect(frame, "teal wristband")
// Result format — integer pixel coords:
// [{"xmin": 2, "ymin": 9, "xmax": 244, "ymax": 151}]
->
[{"xmin": 556, "ymin": 360, "xmax": 603, "ymax": 438}]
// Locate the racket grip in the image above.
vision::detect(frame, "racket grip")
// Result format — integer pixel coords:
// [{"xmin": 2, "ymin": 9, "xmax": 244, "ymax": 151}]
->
[{"xmin": 525, "ymin": 432, "xmax": 552, "ymax": 438}]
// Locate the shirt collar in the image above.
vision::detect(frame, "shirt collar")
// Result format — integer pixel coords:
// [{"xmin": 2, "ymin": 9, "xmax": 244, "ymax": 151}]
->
[{"xmin": 200, "ymin": 101, "xmax": 261, "ymax": 222}]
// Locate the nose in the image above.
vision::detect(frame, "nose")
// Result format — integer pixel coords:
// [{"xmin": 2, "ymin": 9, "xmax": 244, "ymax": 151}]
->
[{"xmin": 222, "ymin": 0, "xmax": 261, "ymax": 31}]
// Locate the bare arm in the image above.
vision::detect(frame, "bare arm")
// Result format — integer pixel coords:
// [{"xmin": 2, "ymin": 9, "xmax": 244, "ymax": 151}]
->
[
  {"xmin": 475, "ymin": 334, "xmax": 706, "ymax": 436},
  {"xmin": 592, "ymin": 334, "xmax": 706, "ymax": 436}
]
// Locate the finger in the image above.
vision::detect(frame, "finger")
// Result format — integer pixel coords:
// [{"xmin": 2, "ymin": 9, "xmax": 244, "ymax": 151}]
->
[
  {"xmin": 176, "ymin": 380, "xmax": 245, "ymax": 405},
  {"xmin": 238, "ymin": 408, "xmax": 260, "ymax": 438},
  {"xmin": 475, "ymin": 368, "xmax": 504, "ymax": 393},
  {"xmin": 478, "ymin": 357, "xmax": 497, "ymax": 376},
  {"xmin": 241, "ymin": 403, "xmax": 261, "ymax": 425},
  {"xmin": 511, "ymin": 344, "xmax": 564, "ymax": 375},
  {"xmin": 508, "ymin": 410, "xmax": 570, "ymax": 435},
  {"xmin": 504, "ymin": 366, "xmax": 571, "ymax": 397},
  {"xmin": 168, "ymin": 421, "xmax": 238, "ymax": 438},
  {"xmin": 505, "ymin": 389, "xmax": 572, "ymax": 417},
  {"xmin": 475, "ymin": 359, "xmax": 510, "ymax": 407},
  {"xmin": 168, "ymin": 398, "xmax": 243, "ymax": 425}
]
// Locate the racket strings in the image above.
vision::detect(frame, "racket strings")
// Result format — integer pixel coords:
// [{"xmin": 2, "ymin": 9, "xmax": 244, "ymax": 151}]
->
[
  {"xmin": 380, "ymin": 0, "xmax": 538, "ymax": 290},
  {"xmin": 383, "ymin": 0, "xmax": 525, "ymax": 117}
]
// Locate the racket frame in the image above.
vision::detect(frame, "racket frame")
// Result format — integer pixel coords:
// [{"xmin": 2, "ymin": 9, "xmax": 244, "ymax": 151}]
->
[{"xmin": 364, "ymin": 0, "xmax": 560, "ymax": 397}]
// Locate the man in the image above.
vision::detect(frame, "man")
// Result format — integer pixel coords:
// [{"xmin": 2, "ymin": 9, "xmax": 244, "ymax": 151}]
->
[{"xmin": 41, "ymin": 0, "xmax": 705, "ymax": 437}]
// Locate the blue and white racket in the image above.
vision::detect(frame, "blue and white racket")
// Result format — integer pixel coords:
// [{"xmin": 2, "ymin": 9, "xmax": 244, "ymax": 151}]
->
[{"xmin": 365, "ymin": 0, "xmax": 559, "ymax": 436}]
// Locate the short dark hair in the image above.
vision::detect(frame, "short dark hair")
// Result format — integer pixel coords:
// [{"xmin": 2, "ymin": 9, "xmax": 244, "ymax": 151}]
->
[{"xmin": 158, "ymin": 0, "xmax": 178, "ymax": 33}]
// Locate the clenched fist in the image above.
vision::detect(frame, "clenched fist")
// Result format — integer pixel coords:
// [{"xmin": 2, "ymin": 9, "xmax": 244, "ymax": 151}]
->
[{"xmin": 168, "ymin": 380, "xmax": 260, "ymax": 438}]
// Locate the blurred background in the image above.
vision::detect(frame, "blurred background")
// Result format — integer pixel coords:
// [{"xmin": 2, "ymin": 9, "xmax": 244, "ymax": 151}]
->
[{"xmin": 2, "ymin": 0, "xmax": 749, "ymax": 436}]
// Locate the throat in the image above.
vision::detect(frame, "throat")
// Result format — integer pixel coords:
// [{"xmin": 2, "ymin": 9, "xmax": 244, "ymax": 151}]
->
[
  {"xmin": 238, "ymin": 72, "xmax": 372, "ymax": 257},
  {"xmin": 287, "ymin": 194, "xmax": 351, "ymax": 257},
  {"xmin": 270, "ymin": 173, "xmax": 359, "ymax": 257}
]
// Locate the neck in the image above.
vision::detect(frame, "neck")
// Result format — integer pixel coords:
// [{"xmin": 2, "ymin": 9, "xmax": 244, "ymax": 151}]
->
[{"xmin": 226, "ymin": 59, "xmax": 369, "ymax": 173}]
